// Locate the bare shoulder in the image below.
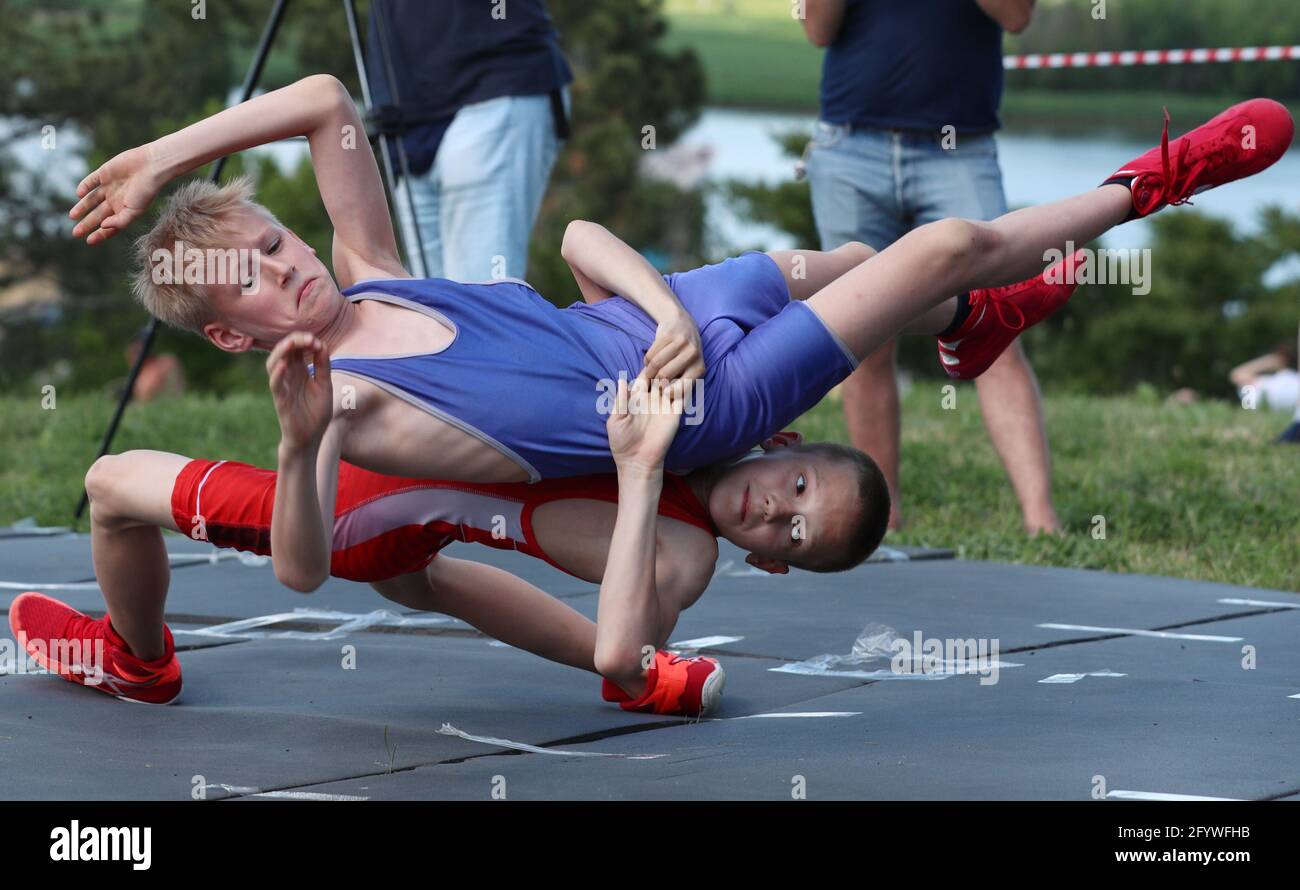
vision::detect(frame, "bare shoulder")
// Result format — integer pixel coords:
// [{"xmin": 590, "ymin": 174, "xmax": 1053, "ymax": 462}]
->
[
  {"xmin": 655, "ymin": 521, "xmax": 718, "ymax": 610},
  {"xmin": 332, "ymin": 246, "xmax": 413, "ymax": 292}
]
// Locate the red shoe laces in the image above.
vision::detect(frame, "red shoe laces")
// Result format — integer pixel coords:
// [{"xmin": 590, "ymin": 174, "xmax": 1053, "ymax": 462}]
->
[
  {"xmin": 969, "ymin": 285, "xmax": 1027, "ymax": 332},
  {"xmin": 1158, "ymin": 107, "xmax": 1224, "ymax": 208}
]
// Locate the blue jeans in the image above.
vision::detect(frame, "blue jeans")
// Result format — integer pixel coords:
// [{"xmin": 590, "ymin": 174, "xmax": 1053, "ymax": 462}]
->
[
  {"xmin": 394, "ymin": 91, "xmax": 565, "ymax": 282},
  {"xmin": 806, "ymin": 122, "xmax": 1008, "ymax": 251}
]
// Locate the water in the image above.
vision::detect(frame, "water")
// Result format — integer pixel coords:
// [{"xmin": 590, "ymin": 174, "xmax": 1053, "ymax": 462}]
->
[
  {"xmin": 11, "ymin": 103, "xmax": 1299, "ymax": 263},
  {"xmin": 674, "ymin": 107, "xmax": 1300, "ymax": 256}
]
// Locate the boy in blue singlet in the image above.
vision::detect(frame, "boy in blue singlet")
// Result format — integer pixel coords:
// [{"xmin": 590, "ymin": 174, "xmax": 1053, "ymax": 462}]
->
[{"xmin": 71, "ymin": 75, "xmax": 1293, "ymax": 584}]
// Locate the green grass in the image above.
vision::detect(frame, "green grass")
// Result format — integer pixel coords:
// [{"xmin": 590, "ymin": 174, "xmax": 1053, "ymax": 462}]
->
[
  {"xmin": 795, "ymin": 387, "xmax": 1299, "ymax": 592},
  {"xmin": 2, "ymin": 388, "xmax": 1295, "ymax": 591},
  {"xmin": 663, "ymin": 0, "xmax": 824, "ymax": 110},
  {"xmin": 661, "ymin": 0, "xmax": 1300, "ymax": 126}
]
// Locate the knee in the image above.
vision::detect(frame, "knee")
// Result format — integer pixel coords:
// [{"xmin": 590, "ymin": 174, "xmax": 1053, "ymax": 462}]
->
[
  {"xmin": 840, "ymin": 240, "xmax": 877, "ymax": 265},
  {"xmin": 924, "ymin": 218, "xmax": 999, "ymax": 274},
  {"xmin": 594, "ymin": 644, "xmax": 645, "ymax": 687},
  {"xmin": 85, "ymin": 453, "xmax": 127, "ymax": 522}
]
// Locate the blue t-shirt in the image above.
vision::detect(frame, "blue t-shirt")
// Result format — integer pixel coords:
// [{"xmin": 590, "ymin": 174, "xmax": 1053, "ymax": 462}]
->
[
  {"xmin": 366, "ymin": 0, "xmax": 573, "ymax": 175},
  {"xmin": 820, "ymin": 0, "xmax": 1004, "ymax": 134}
]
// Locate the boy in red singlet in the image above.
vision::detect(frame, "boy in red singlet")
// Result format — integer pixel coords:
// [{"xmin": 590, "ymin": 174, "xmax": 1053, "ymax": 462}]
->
[{"xmin": 9, "ymin": 416, "xmax": 850, "ymax": 717}]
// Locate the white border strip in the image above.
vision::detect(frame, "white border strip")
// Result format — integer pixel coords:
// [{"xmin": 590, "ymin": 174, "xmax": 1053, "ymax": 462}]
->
[
  {"xmin": 1107, "ymin": 790, "xmax": 1243, "ymax": 802},
  {"xmin": 172, "ymin": 608, "xmax": 453, "ymax": 641},
  {"xmin": 1039, "ymin": 670, "xmax": 1127, "ymax": 684},
  {"xmin": 1218, "ymin": 597, "xmax": 1300, "ymax": 609},
  {"xmin": 437, "ymin": 723, "xmax": 666, "ymax": 759},
  {"xmin": 1037, "ymin": 623, "xmax": 1242, "ymax": 642},
  {"xmin": 206, "ymin": 783, "xmax": 368, "ymax": 801},
  {"xmin": 669, "ymin": 635, "xmax": 743, "ymax": 649},
  {"xmin": 732, "ymin": 711, "xmax": 861, "ymax": 719}
]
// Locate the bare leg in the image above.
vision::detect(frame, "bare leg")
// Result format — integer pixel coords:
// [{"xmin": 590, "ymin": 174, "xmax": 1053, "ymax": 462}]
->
[
  {"xmin": 841, "ymin": 342, "xmax": 904, "ymax": 530},
  {"xmin": 766, "ymin": 242, "xmax": 877, "ymax": 299},
  {"xmin": 371, "ymin": 556, "xmax": 599, "ymax": 675},
  {"xmin": 974, "ymin": 342, "xmax": 1061, "ymax": 534},
  {"xmin": 85, "ymin": 450, "xmax": 189, "ymax": 661},
  {"xmin": 808, "ymin": 185, "xmax": 1133, "ymax": 360}
]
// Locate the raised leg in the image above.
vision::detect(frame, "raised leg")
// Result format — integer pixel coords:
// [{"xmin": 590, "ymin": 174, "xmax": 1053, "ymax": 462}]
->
[
  {"xmin": 766, "ymin": 242, "xmax": 876, "ymax": 299},
  {"xmin": 807, "ymin": 185, "xmax": 1133, "ymax": 361}
]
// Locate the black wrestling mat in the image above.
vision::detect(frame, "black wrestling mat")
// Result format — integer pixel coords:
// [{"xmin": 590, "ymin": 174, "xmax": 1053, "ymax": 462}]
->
[{"xmin": 2, "ymin": 531, "xmax": 1296, "ymax": 800}]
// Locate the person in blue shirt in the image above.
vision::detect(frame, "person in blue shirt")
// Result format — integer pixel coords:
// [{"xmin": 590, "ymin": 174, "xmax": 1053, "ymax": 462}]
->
[
  {"xmin": 801, "ymin": 1, "xmax": 1060, "ymax": 535},
  {"xmin": 366, "ymin": 0, "xmax": 572, "ymax": 282}
]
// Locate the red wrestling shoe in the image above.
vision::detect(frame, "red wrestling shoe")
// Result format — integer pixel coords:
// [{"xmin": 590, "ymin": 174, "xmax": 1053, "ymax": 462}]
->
[
  {"xmin": 1103, "ymin": 99, "xmax": 1293, "ymax": 219},
  {"xmin": 601, "ymin": 650, "xmax": 725, "ymax": 717},
  {"xmin": 8, "ymin": 592, "xmax": 182, "ymax": 705},
  {"xmin": 937, "ymin": 251, "xmax": 1083, "ymax": 380}
]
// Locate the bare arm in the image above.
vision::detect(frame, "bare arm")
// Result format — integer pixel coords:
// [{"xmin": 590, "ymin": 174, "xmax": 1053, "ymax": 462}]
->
[
  {"xmin": 975, "ymin": 0, "xmax": 1035, "ymax": 33},
  {"xmin": 271, "ymin": 429, "xmax": 343, "ymax": 593},
  {"xmin": 73, "ymin": 75, "xmax": 402, "ymax": 283},
  {"xmin": 266, "ymin": 331, "xmax": 343, "ymax": 593},
  {"xmin": 1229, "ymin": 352, "xmax": 1288, "ymax": 388},
  {"xmin": 561, "ymin": 220, "xmax": 706, "ymax": 382},
  {"xmin": 594, "ymin": 376, "xmax": 687, "ymax": 683},
  {"xmin": 594, "ymin": 466, "xmax": 663, "ymax": 676},
  {"xmin": 800, "ymin": 0, "xmax": 847, "ymax": 47},
  {"xmin": 560, "ymin": 220, "xmax": 684, "ymax": 320}
]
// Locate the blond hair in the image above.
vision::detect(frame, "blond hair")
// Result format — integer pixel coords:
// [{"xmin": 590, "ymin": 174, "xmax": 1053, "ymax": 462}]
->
[{"xmin": 129, "ymin": 175, "xmax": 279, "ymax": 336}]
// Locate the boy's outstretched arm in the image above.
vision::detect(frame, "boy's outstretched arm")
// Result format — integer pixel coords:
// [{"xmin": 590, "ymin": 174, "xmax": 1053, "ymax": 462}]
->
[{"xmin": 70, "ymin": 75, "xmax": 402, "ymax": 281}]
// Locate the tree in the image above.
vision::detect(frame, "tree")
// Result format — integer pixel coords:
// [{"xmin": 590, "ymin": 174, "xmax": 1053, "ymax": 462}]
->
[{"xmin": 0, "ymin": 0, "xmax": 709, "ymax": 393}]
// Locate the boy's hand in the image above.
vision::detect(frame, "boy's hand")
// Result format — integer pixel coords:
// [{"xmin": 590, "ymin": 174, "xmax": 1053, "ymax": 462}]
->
[
  {"xmin": 69, "ymin": 144, "xmax": 163, "ymax": 245},
  {"xmin": 267, "ymin": 332, "xmax": 334, "ymax": 451},
  {"xmin": 607, "ymin": 374, "xmax": 685, "ymax": 477},
  {"xmin": 643, "ymin": 309, "xmax": 705, "ymax": 386}
]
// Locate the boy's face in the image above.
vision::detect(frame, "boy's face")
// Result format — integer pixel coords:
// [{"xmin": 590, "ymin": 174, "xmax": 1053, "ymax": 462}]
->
[
  {"xmin": 708, "ymin": 448, "xmax": 861, "ymax": 573},
  {"xmin": 201, "ymin": 209, "xmax": 342, "ymax": 352}
]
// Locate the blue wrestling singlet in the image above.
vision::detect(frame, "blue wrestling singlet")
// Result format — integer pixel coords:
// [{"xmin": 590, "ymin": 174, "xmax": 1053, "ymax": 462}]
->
[{"xmin": 328, "ymin": 252, "xmax": 860, "ymax": 481}]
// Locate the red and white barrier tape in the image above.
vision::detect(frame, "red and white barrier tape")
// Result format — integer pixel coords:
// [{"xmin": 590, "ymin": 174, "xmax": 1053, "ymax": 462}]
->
[{"xmin": 1005, "ymin": 46, "xmax": 1300, "ymax": 70}]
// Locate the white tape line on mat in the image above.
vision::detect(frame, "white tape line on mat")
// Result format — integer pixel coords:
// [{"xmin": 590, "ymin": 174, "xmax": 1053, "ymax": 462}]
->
[
  {"xmin": 771, "ymin": 659, "xmax": 1021, "ymax": 681},
  {"xmin": 438, "ymin": 723, "xmax": 666, "ymax": 759},
  {"xmin": 0, "ymin": 581, "xmax": 102, "ymax": 591},
  {"xmin": 0, "ymin": 551, "xmax": 268, "ymax": 591},
  {"xmin": 1218, "ymin": 597, "xmax": 1300, "ymax": 609},
  {"xmin": 1107, "ymin": 790, "xmax": 1243, "ymax": 802},
  {"xmin": 732, "ymin": 712, "xmax": 862, "ymax": 719},
  {"xmin": 669, "ymin": 635, "xmax": 744, "ymax": 649},
  {"xmin": 1037, "ymin": 623, "xmax": 1242, "ymax": 642},
  {"xmin": 206, "ymin": 783, "xmax": 368, "ymax": 801},
  {"xmin": 1039, "ymin": 670, "xmax": 1127, "ymax": 684},
  {"xmin": 172, "ymin": 608, "xmax": 453, "ymax": 641}
]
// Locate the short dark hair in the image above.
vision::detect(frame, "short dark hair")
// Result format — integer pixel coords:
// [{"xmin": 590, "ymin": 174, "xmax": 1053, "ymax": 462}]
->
[{"xmin": 787, "ymin": 442, "xmax": 891, "ymax": 574}]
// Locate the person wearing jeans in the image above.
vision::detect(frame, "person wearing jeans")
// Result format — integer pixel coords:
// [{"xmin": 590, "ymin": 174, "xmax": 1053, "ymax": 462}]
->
[
  {"xmin": 801, "ymin": 0, "xmax": 1060, "ymax": 534},
  {"xmin": 367, "ymin": 0, "xmax": 572, "ymax": 282}
]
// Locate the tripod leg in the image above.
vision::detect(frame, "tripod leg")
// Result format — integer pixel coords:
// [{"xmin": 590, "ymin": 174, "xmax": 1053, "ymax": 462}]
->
[{"xmin": 343, "ymin": 0, "xmax": 429, "ymax": 278}]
